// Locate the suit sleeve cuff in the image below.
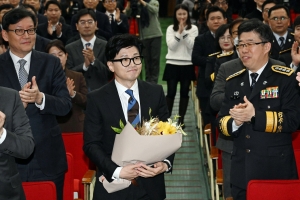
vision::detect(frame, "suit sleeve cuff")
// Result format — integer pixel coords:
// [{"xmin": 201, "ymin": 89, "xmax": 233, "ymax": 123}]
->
[
  {"xmin": 0, "ymin": 128, "xmax": 7, "ymax": 144},
  {"xmin": 219, "ymin": 116, "xmax": 233, "ymax": 136},
  {"xmin": 35, "ymin": 93, "xmax": 45, "ymax": 110},
  {"xmin": 254, "ymin": 110, "xmax": 282, "ymax": 133},
  {"xmin": 112, "ymin": 167, "xmax": 123, "ymax": 179}
]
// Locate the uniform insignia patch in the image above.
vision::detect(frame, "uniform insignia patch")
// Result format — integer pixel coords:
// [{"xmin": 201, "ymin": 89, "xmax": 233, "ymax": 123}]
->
[
  {"xmin": 260, "ymin": 87, "xmax": 279, "ymax": 99},
  {"xmin": 271, "ymin": 65, "xmax": 294, "ymax": 76},
  {"xmin": 217, "ymin": 51, "xmax": 234, "ymax": 58},
  {"xmin": 226, "ymin": 69, "xmax": 246, "ymax": 81}
]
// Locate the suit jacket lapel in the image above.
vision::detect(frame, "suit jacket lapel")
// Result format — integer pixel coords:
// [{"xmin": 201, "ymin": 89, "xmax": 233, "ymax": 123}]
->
[
  {"xmin": 0, "ymin": 51, "xmax": 21, "ymax": 90},
  {"xmin": 75, "ymin": 40, "xmax": 84, "ymax": 61},
  {"xmin": 138, "ymin": 80, "xmax": 151, "ymax": 120},
  {"xmin": 284, "ymin": 31, "xmax": 294, "ymax": 49},
  {"xmin": 93, "ymin": 38, "xmax": 103, "ymax": 59},
  {"xmin": 238, "ymin": 70, "xmax": 251, "ymax": 99},
  {"xmin": 28, "ymin": 50, "xmax": 42, "ymax": 82}
]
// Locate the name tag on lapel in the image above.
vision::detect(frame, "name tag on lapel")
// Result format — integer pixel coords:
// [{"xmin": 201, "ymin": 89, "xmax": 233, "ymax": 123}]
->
[{"xmin": 260, "ymin": 87, "xmax": 279, "ymax": 99}]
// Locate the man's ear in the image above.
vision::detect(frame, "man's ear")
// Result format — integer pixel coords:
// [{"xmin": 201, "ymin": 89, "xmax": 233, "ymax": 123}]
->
[
  {"xmin": 2, "ymin": 30, "xmax": 9, "ymax": 42},
  {"xmin": 107, "ymin": 61, "xmax": 114, "ymax": 72}
]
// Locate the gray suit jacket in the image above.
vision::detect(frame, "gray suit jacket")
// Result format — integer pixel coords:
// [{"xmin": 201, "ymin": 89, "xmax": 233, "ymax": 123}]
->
[
  {"xmin": 211, "ymin": 58, "xmax": 285, "ymax": 152},
  {"xmin": 65, "ymin": 38, "xmax": 112, "ymax": 91},
  {"xmin": 0, "ymin": 87, "xmax": 34, "ymax": 200}
]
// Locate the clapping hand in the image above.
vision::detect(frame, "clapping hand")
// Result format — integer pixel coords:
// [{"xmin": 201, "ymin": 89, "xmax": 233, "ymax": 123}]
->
[
  {"xmin": 66, "ymin": 77, "xmax": 75, "ymax": 97},
  {"xmin": 19, "ymin": 76, "xmax": 43, "ymax": 105},
  {"xmin": 291, "ymin": 41, "xmax": 300, "ymax": 67},
  {"xmin": 229, "ymin": 96, "xmax": 255, "ymax": 125}
]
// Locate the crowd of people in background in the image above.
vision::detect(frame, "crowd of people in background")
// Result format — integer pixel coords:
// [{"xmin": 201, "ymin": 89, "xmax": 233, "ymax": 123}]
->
[{"xmin": 1, "ymin": 0, "xmax": 300, "ymax": 200}]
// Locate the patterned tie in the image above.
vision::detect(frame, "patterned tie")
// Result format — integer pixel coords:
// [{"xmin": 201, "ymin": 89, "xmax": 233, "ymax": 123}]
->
[
  {"xmin": 250, "ymin": 73, "xmax": 258, "ymax": 90},
  {"xmin": 279, "ymin": 37, "xmax": 285, "ymax": 50},
  {"xmin": 125, "ymin": 89, "xmax": 140, "ymax": 127},
  {"xmin": 85, "ymin": 42, "xmax": 91, "ymax": 49},
  {"xmin": 18, "ymin": 59, "xmax": 28, "ymax": 88}
]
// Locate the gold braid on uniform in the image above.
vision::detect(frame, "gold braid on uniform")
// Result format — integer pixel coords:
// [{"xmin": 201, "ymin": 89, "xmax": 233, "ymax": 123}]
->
[
  {"xmin": 265, "ymin": 111, "xmax": 283, "ymax": 133},
  {"xmin": 271, "ymin": 65, "xmax": 294, "ymax": 76},
  {"xmin": 219, "ymin": 116, "xmax": 231, "ymax": 136},
  {"xmin": 210, "ymin": 73, "xmax": 215, "ymax": 81},
  {"xmin": 226, "ymin": 69, "xmax": 246, "ymax": 81}
]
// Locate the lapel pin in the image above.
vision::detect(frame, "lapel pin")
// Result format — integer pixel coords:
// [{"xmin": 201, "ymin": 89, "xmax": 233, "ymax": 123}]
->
[
  {"xmin": 241, "ymin": 82, "xmax": 244, "ymax": 86},
  {"xmin": 234, "ymin": 91, "xmax": 239, "ymax": 96},
  {"xmin": 263, "ymin": 81, "xmax": 267, "ymax": 85},
  {"xmin": 289, "ymin": 39, "xmax": 291, "ymax": 42}
]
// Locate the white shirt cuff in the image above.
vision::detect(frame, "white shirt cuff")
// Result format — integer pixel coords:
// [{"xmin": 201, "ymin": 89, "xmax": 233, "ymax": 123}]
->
[
  {"xmin": 57, "ymin": 32, "xmax": 62, "ymax": 38},
  {"xmin": 83, "ymin": 64, "xmax": 88, "ymax": 71},
  {"xmin": 35, "ymin": 93, "xmax": 45, "ymax": 110},
  {"xmin": 290, "ymin": 62, "xmax": 298, "ymax": 72},
  {"xmin": 0, "ymin": 128, "xmax": 7, "ymax": 144},
  {"xmin": 232, "ymin": 121, "xmax": 243, "ymax": 132},
  {"xmin": 112, "ymin": 167, "xmax": 123, "ymax": 179},
  {"xmin": 163, "ymin": 159, "xmax": 172, "ymax": 172}
]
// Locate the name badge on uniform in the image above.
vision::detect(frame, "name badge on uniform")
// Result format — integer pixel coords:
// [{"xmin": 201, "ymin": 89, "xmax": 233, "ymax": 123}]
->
[{"xmin": 260, "ymin": 86, "xmax": 279, "ymax": 99}]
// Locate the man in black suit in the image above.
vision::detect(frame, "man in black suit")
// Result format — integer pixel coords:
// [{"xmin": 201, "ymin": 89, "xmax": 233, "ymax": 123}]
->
[
  {"xmin": 36, "ymin": 0, "xmax": 72, "ymax": 45},
  {"xmin": 0, "ymin": 8, "xmax": 72, "ymax": 200},
  {"xmin": 191, "ymin": 6, "xmax": 227, "ymax": 125},
  {"xmin": 268, "ymin": 5, "xmax": 294, "ymax": 60},
  {"xmin": 83, "ymin": 34, "xmax": 173, "ymax": 200},
  {"xmin": 103, "ymin": 0, "xmax": 129, "ymax": 36},
  {"xmin": 245, "ymin": 0, "xmax": 265, "ymax": 21},
  {"xmin": 0, "ymin": 87, "xmax": 34, "ymax": 200},
  {"xmin": 66, "ymin": 9, "xmax": 112, "ymax": 91},
  {"xmin": 217, "ymin": 19, "xmax": 300, "ymax": 200},
  {"xmin": 23, "ymin": 0, "xmax": 48, "ymax": 25},
  {"xmin": 70, "ymin": 0, "xmax": 112, "ymax": 40}
]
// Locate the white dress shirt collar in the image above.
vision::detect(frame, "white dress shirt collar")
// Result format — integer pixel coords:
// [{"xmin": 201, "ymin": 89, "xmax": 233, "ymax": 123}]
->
[
  {"xmin": 81, "ymin": 35, "xmax": 96, "ymax": 49},
  {"xmin": 10, "ymin": 50, "xmax": 32, "ymax": 76},
  {"xmin": 248, "ymin": 61, "xmax": 268, "ymax": 85}
]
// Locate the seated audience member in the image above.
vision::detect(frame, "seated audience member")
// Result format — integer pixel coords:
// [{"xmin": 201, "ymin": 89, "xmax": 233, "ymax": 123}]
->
[
  {"xmin": 211, "ymin": 0, "xmax": 232, "ymax": 23},
  {"xmin": 261, "ymin": 0, "xmax": 276, "ymax": 24},
  {"xmin": 268, "ymin": 4, "xmax": 294, "ymax": 60},
  {"xmin": 0, "ymin": 29, "xmax": 8, "ymax": 54},
  {"xmin": 70, "ymin": 0, "xmax": 112, "ymax": 40},
  {"xmin": 102, "ymin": 0, "xmax": 129, "ymax": 35},
  {"xmin": 0, "ymin": 0, "xmax": 10, "ymax": 5},
  {"xmin": 182, "ymin": 0, "xmax": 196, "ymax": 24},
  {"xmin": 195, "ymin": 2, "xmax": 211, "ymax": 35},
  {"xmin": 66, "ymin": 8, "xmax": 112, "ymax": 91},
  {"xmin": 36, "ymin": 0, "xmax": 72, "ymax": 45},
  {"xmin": 245, "ymin": 0, "xmax": 265, "ymax": 21},
  {"xmin": 9, "ymin": 0, "xmax": 20, "ymax": 8},
  {"xmin": 0, "ymin": 87, "xmax": 34, "ymax": 200},
  {"xmin": 21, "ymin": 4, "xmax": 51, "ymax": 52},
  {"xmin": 0, "ymin": 4, "xmax": 13, "ymax": 30},
  {"xmin": 60, "ymin": 0, "xmax": 83, "ymax": 24},
  {"xmin": 23, "ymin": 0, "xmax": 48, "ymax": 24},
  {"xmin": 192, "ymin": 6, "xmax": 227, "ymax": 126},
  {"xmin": 46, "ymin": 40, "xmax": 88, "ymax": 132},
  {"xmin": 279, "ymin": 16, "xmax": 300, "ymax": 72}
]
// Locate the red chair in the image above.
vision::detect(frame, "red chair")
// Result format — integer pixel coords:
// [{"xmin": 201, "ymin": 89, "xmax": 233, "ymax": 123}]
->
[
  {"xmin": 62, "ymin": 133, "xmax": 96, "ymax": 200},
  {"xmin": 294, "ymin": 149, "xmax": 300, "ymax": 177},
  {"xmin": 64, "ymin": 152, "xmax": 75, "ymax": 200},
  {"xmin": 292, "ymin": 130, "xmax": 300, "ymax": 150},
  {"xmin": 22, "ymin": 181, "xmax": 57, "ymax": 200},
  {"xmin": 247, "ymin": 180, "xmax": 300, "ymax": 200}
]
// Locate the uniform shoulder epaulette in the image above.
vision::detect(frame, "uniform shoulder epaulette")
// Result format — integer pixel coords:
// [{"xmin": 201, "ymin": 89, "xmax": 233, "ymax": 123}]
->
[
  {"xmin": 210, "ymin": 73, "xmax": 215, "ymax": 81},
  {"xmin": 271, "ymin": 65, "xmax": 294, "ymax": 76},
  {"xmin": 226, "ymin": 69, "xmax": 246, "ymax": 81},
  {"xmin": 208, "ymin": 52, "xmax": 221, "ymax": 57},
  {"xmin": 217, "ymin": 51, "xmax": 234, "ymax": 58},
  {"xmin": 279, "ymin": 48, "xmax": 291, "ymax": 54}
]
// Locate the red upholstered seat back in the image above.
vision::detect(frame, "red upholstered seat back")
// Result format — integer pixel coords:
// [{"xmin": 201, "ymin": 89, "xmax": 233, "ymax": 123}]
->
[
  {"xmin": 22, "ymin": 181, "xmax": 57, "ymax": 200},
  {"xmin": 247, "ymin": 180, "xmax": 300, "ymax": 200},
  {"xmin": 64, "ymin": 152, "xmax": 74, "ymax": 200},
  {"xmin": 293, "ymin": 131, "xmax": 300, "ymax": 150}
]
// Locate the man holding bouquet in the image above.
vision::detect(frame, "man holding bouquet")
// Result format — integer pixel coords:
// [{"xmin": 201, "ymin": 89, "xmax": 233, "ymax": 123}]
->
[{"xmin": 83, "ymin": 34, "xmax": 174, "ymax": 200}]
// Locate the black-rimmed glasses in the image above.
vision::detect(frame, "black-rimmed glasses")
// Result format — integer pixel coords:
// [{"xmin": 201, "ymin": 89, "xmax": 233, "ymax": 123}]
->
[
  {"xmin": 235, "ymin": 41, "xmax": 268, "ymax": 50},
  {"xmin": 110, "ymin": 56, "xmax": 143, "ymax": 67},
  {"xmin": 8, "ymin": 28, "xmax": 36, "ymax": 36}
]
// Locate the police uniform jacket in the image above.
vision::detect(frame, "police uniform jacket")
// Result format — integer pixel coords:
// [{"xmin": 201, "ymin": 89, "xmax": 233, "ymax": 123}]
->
[
  {"xmin": 270, "ymin": 30, "xmax": 294, "ymax": 60},
  {"xmin": 217, "ymin": 60, "xmax": 300, "ymax": 189}
]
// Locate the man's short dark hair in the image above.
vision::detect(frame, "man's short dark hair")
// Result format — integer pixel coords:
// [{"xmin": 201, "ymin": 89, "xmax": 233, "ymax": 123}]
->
[
  {"xmin": 46, "ymin": 39, "xmax": 67, "ymax": 54},
  {"xmin": 211, "ymin": 0, "xmax": 228, "ymax": 4},
  {"xmin": 268, "ymin": 4, "xmax": 290, "ymax": 18},
  {"xmin": 262, "ymin": 0, "xmax": 277, "ymax": 12},
  {"xmin": 238, "ymin": 19, "xmax": 273, "ymax": 43},
  {"xmin": 205, "ymin": 6, "xmax": 226, "ymax": 20},
  {"xmin": 105, "ymin": 34, "xmax": 143, "ymax": 61},
  {"xmin": 44, "ymin": 0, "xmax": 61, "ymax": 11},
  {"xmin": 0, "ymin": 4, "xmax": 14, "ymax": 13},
  {"xmin": 294, "ymin": 16, "xmax": 300, "ymax": 29},
  {"xmin": 229, "ymin": 18, "xmax": 245, "ymax": 35},
  {"xmin": 21, "ymin": 4, "xmax": 37, "ymax": 16},
  {"xmin": 76, "ymin": 8, "xmax": 97, "ymax": 23},
  {"xmin": 2, "ymin": 8, "xmax": 37, "ymax": 31}
]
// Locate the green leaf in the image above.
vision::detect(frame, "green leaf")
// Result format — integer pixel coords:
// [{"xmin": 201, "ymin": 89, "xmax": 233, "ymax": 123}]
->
[
  {"xmin": 111, "ymin": 126, "xmax": 122, "ymax": 134},
  {"xmin": 120, "ymin": 120, "xmax": 125, "ymax": 129}
]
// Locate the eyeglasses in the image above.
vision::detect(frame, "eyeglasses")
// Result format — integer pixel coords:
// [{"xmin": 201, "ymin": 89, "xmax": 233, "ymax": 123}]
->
[
  {"xmin": 104, "ymin": 0, "xmax": 116, "ymax": 3},
  {"xmin": 270, "ymin": 16, "xmax": 289, "ymax": 21},
  {"xmin": 8, "ymin": 28, "xmax": 36, "ymax": 36},
  {"xmin": 110, "ymin": 56, "xmax": 143, "ymax": 67},
  {"xmin": 235, "ymin": 41, "xmax": 268, "ymax": 50},
  {"xmin": 219, "ymin": 36, "xmax": 231, "ymax": 42},
  {"xmin": 78, "ymin": 20, "xmax": 95, "ymax": 26}
]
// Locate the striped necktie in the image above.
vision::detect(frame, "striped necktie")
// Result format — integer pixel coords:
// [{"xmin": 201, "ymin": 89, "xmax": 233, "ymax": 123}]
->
[
  {"xmin": 250, "ymin": 73, "xmax": 258, "ymax": 90},
  {"xmin": 279, "ymin": 37, "xmax": 285, "ymax": 50},
  {"xmin": 18, "ymin": 59, "xmax": 28, "ymax": 88},
  {"xmin": 125, "ymin": 89, "xmax": 140, "ymax": 127}
]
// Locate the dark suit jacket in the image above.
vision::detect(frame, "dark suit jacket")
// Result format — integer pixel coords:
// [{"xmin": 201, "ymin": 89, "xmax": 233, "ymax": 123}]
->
[
  {"xmin": 36, "ymin": 22, "xmax": 72, "ymax": 45},
  {"xmin": 0, "ymin": 87, "xmax": 34, "ymax": 200},
  {"xmin": 65, "ymin": 38, "xmax": 112, "ymax": 91},
  {"xmin": 35, "ymin": 35, "xmax": 51, "ymax": 53},
  {"xmin": 217, "ymin": 60, "xmax": 300, "ymax": 189},
  {"xmin": 37, "ymin": 14, "xmax": 47, "ymax": 25},
  {"xmin": 110, "ymin": 13, "xmax": 129, "ymax": 35},
  {"xmin": 192, "ymin": 30, "xmax": 216, "ymax": 98},
  {"xmin": 83, "ymin": 80, "xmax": 172, "ymax": 200},
  {"xmin": 71, "ymin": 10, "xmax": 112, "ymax": 41},
  {"xmin": 57, "ymin": 68, "xmax": 88, "ymax": 132},
  {"xmin": 270, "ymin": 31, "xmax": 294, "ymax": 60},
  {"xmin": 0, "ymin": 50, "xmax": 72, "ymax": 177},
  {"xmin": 245, "ymin": 9, "xmax": 263, "ymax": 21}
]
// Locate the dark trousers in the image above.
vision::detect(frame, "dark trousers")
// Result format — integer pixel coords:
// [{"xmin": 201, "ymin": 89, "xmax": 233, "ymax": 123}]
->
[
  {"xmin": 222, "ymin": 151, "xmax": 232, "ymax": 198},
  {"xmin": 18, "ymin": 157, "xmax": 65, "ymax": 200},
  {"xmin": 166, "ymin": 79, "xmax": 190, "ymax": 99},
  {"xmin": 142, "ymin": 36, "xmax": 162, "ymax": 84},
  {"xmin": 232, "ymin": 184, "xmax": 246, "ymax": 200}
]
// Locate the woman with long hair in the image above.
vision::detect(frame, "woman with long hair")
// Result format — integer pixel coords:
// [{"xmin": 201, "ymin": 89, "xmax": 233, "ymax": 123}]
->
[{"xmin": 163, "ymin": 4, "xmax": 198, "ymax": 127}]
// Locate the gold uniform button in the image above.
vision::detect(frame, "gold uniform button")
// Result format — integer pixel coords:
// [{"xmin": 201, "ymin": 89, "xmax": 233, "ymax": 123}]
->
[
  {"xmin": 246, "ymin": 149, "xmax": 251, "ymax": 153},
  {"xmin": 246, "ymin": 135, "xmax": 250, "ymax": 139}
]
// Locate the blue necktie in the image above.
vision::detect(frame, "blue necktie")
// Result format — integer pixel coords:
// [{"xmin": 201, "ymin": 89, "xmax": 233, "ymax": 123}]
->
[
  {"xmin": 279, "ymin": 37, "xmax": 285, "ymax": 50},
  {"xmin": 250, "ymin": 73, "xmax": 258, "ymax": 90},
  {"xmin": 125, "ymin": 89, "xmax": 140, "ymax": 127},
  {"xmin": 18, "ymin": 59, "xmax": 28, "ymax": 88}
]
